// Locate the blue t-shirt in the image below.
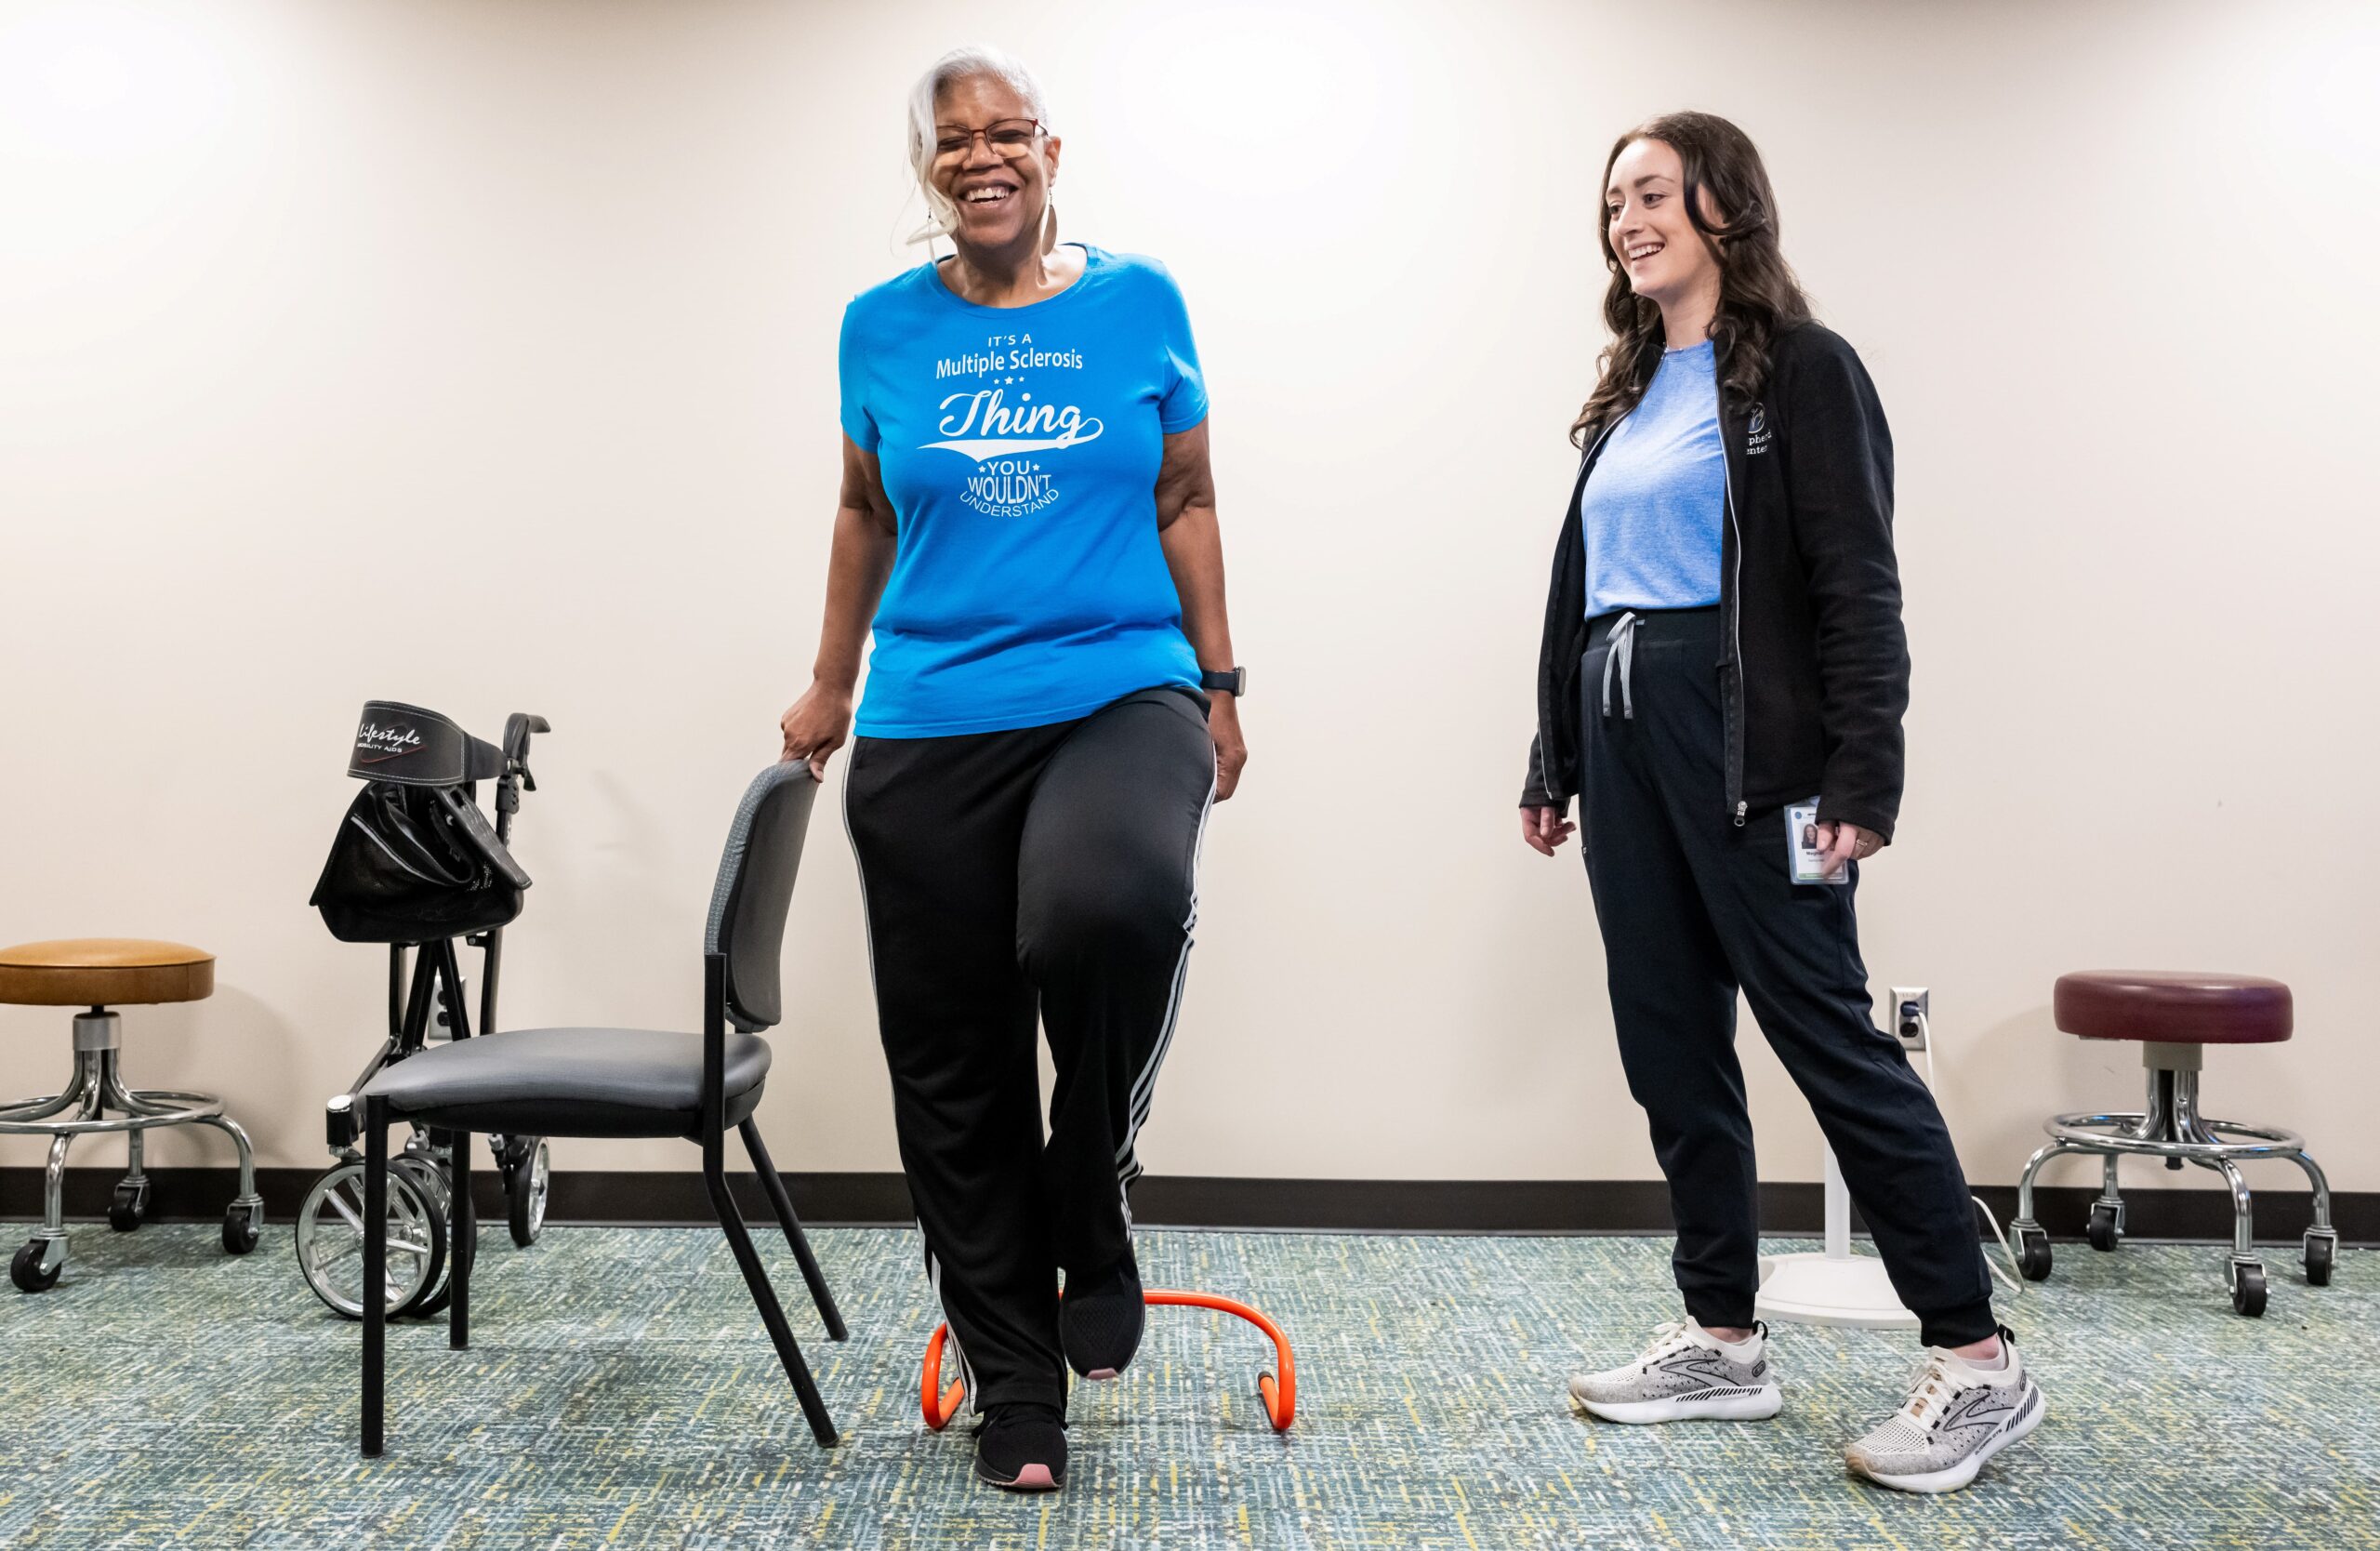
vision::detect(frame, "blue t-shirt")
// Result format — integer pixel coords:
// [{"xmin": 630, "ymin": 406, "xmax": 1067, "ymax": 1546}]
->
[
  {"xmin": 1581, "ymin": 339, "xmax": 1725, "ymax": 615},
  {"xmin": 838, "ymin": 245, "xmax": 1208, "ymax": 736}
]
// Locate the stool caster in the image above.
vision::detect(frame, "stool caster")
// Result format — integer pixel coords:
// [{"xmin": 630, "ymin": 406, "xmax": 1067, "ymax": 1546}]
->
[
  {"xmin": 223, "ymin": 1197, "xmax": 264, "ymax": 1255},
  {"xmin": 11, "ymin": 1237, "xmax": 65, "ymax": 1293},
  {"xmin": 2228, "ymin": 1256, "xmax": 2267, "ymax": 1318},
  {"xmin": 2086, "ymin": 1200, "xmax": 2122, "ymax": 1253},
  {"xmin": 2013, "ymin": 1221, "xmax": 2053, "ymax": 1281},
  {"xmin": 109, "ymin": 1177, "xmax": 151, "ymax": 1232},
  {"xmin": 2304, "ymin": 1228, "xmax": 2336, "ymax": 1288}
]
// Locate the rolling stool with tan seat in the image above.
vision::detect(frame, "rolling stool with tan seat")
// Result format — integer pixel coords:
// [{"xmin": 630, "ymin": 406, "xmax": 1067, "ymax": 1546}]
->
[
  {"xmin": 2006, "ymin": 971, "xmax": 2335, "ymax": 1317},
  {"xmin": 0, "ymin": 939, "xmax": 264, "ymax": 1292}
]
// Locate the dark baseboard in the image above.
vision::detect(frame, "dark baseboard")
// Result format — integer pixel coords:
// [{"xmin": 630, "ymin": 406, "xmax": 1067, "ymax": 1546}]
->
[{"xmin": 2, "ymin": 1167, "xmax": 2370, "ymax": 1245}]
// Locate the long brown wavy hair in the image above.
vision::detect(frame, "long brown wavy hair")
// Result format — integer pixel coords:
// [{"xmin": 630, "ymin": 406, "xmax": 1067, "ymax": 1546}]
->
[{"xmin": 1571, "ymin": 112, "xmax": 1812, "ymax": 446}]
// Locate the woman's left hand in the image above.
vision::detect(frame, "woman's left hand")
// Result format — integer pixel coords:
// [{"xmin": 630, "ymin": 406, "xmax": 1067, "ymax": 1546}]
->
[
  {"xmin": 1815, "ymin": 820, "xmax": 1882, "ymax": 874},
  {"xmin": 1209, "ymin": 695, "xmax": 1247, "ymax": 801}
]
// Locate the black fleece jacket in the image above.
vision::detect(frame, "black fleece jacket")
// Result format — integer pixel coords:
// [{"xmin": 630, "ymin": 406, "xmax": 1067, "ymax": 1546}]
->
[{"xmin": 1520, "ymin": 321, "xmax": 1910, "ymax": 842}]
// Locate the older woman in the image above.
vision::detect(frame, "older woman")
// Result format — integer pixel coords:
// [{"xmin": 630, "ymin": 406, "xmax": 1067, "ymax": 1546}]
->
[
  {"xmin": 778, "ymin": 46, "xmax": 1246, "ymax": 1492},
  {"xmin": 1520, "ymin": 113, "xmax": 2043, "ymax": 1493}
]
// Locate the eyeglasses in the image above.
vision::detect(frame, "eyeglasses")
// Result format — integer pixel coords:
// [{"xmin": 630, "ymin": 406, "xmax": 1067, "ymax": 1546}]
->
[{"xmin": 932, "ymin": 118, "xmax": 1046, "ymax": 160}]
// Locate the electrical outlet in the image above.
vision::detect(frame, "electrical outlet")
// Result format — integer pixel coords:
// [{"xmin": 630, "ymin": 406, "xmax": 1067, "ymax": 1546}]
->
[{"xmin": 1890, "ymin": 987, "xmax": 1929, "ymax": 1049}]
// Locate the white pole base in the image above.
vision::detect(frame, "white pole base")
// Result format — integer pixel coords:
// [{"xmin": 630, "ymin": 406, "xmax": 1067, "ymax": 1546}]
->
[{"xmin": 1755, "ymin": 1251, "xmax": 1918, "ymax": 1332}]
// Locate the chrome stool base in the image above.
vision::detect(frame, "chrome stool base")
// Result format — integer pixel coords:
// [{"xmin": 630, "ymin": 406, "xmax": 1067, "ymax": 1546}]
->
[
  {"xmin": 2006, "ymin": 1042, "xmax": 2335, "ymax": 1317},
  {"xmin": 2, "ymin": 1010, "xmax": 264, "ymax": 1292}
]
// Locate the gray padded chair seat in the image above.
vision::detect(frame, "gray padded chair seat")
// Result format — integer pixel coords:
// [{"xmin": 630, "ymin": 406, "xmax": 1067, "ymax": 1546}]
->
[{"xmin": 363, "ymin": 1027, "xmax": 772, "ymax": 1139}]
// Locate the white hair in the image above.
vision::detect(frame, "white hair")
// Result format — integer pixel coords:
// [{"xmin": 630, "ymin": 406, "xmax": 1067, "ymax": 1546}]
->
[{"xmin": 905, "ymin": 45, "xmax": 1053, "ymax": 245}]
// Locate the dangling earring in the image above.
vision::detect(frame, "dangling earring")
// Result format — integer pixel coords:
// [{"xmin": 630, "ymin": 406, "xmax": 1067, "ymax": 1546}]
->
[{"xmin": 1041, "ymin": 198, "xmax": 1059, "ymax": 255}]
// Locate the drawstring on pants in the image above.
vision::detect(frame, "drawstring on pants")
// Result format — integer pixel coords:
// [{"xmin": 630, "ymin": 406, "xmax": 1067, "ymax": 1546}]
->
[{"xmin": 1600, "ymin": 611, "xmax": 1642, "ymax": 721}]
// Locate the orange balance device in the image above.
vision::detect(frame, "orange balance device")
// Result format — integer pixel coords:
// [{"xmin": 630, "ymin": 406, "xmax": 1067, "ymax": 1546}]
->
[{"xmin": 921, "ymin": 1289, "xmax": 1296, "ymax": 1432}]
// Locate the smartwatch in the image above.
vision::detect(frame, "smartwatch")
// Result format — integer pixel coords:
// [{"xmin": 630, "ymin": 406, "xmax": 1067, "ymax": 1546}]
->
[{"xmin": 1198, "ymin": 667, "xmax": 1247, "ymax": 697}]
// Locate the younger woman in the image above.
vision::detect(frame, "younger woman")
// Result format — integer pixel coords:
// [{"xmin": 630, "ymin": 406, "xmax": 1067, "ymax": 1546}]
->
[{"xmin": 1519, "ymin": 112, "xmax": 2044, "ymax": 1495}]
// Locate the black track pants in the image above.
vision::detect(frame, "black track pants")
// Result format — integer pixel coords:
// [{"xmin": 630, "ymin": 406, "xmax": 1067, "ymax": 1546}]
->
[
  {"xmin": 844, "ymin": 687, "xmax": 1217, "ymax": 1411},
  {"xmin": 1578, "ymin": 607, "xmax": 1996, "ymax": 1349}
]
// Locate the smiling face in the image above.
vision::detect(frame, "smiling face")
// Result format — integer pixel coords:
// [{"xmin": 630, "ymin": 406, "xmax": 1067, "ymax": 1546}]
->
[
  {"xmin": 931, "ymin": 73, "xmax": 1060, "ymax": 253},
  {"xmin": 1605, "ymin": 137, "xmax": 1723, "ymax": 311}
]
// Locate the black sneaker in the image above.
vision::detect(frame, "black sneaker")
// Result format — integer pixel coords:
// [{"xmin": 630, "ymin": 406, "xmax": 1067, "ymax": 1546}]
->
[
  {"xmin": 1061, "ymin": 1251, "xmax": 1145, "ymax": 1381},
  {"xmin": 973, "ymin": 1402, "xmax": 1067, "ymax": 1491}
]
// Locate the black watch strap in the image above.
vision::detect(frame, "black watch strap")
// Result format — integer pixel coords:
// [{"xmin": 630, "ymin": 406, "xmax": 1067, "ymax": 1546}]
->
[{"xmin": 1198, "ymin": 667, "xmax": 1247, "ymax": 696}]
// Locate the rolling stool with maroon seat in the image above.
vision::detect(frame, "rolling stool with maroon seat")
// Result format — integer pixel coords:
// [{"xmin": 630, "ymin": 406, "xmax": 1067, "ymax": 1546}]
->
[
  {"xmin": 2006, "ymin": 971, "xmax": 2334, "ymax": 1317},
  {"xmin": 0, "ymin": 939, "xmax": 264, "ymax": 1292}
]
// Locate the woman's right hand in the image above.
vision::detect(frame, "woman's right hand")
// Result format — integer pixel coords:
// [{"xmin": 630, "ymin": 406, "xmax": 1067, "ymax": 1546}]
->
[
  {"xmin": 1520, "ymin": 804, "xmax": 1575, "ymax": 857},
  {"xmin": 779, "ymin": 682, "xmax": 854, "ymax": 777}
]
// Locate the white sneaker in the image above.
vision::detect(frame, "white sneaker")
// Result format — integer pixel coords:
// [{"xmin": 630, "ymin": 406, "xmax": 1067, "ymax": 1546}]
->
[
  {"xmin": 1845, "ymin": 1332, "xmax": 2045, "ymax": 1493},
  {"xmin": 1567, "ymin": 1319, "xmax": 1782, "ymax": 1424}
]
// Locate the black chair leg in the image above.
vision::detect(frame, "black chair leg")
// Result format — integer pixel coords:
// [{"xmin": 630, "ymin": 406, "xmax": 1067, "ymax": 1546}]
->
[
  {"xmin": 739, "ymin": 1120, "xmax": 848, "ymax": 1342},
  {"xmin": 704, "ymin": 1149, "xmax": 838, "ymax": 1447},
  {"xmin": 362, "ymin": 1096, "xmax": 388, "ymax": 1458},
  {"xmin": 448, "ymin": 1128, "xmax": 473, "ymax": 1350}
]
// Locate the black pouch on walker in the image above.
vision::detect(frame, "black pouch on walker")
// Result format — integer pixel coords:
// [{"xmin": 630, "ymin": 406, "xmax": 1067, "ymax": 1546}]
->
[{"xmin": 310, "ymin": 701, "xmax": 533, "ymax": 944}]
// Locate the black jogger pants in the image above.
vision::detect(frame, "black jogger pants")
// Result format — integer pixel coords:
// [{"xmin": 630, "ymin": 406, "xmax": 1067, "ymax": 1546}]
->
[
  {"xmin": 843, "ymin": 687, "xmax": 1217, "ymax": 1411},
  {"xmin": 1578, "ymin": 607, "xmax": 1996, "ymax": 1349}
]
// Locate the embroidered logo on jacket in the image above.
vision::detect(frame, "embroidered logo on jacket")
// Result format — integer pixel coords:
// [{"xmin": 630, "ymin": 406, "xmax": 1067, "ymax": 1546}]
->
[{"xmin": 1746, "ymin": 405, "xmax": 1772, "ymax": 456}]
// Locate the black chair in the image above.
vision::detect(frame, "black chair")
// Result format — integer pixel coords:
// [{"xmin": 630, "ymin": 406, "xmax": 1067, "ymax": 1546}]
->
[{"xmin": 354, "ymin": 762, "xmax": 845, "ymax": 1456}]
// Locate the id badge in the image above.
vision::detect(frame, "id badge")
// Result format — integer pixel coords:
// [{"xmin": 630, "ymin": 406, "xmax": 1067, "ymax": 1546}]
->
[{"xmin": 1786, "ymin": 798, "xmax": 1849, "ymax": 885}]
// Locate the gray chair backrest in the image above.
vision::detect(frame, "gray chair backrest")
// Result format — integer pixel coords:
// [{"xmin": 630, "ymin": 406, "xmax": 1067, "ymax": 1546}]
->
[{"xmin": 702, "ymin": 762, "xmax": 821, "ymax": 1033}]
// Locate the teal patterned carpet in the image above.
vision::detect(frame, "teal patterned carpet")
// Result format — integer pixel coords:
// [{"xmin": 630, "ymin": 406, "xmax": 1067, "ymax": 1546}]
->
[{"xmin": 0, "ymin": 1224, "xmax": 2372, "ymax": 1548}]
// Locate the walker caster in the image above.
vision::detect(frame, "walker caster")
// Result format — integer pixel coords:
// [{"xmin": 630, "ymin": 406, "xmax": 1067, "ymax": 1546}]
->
[
  {"xmin": 222, "ymin": 1200, "xmax": 262, "ymax": 1255},
  {"xmin": 11, "ymin": 1239, "xmax": 63, "ymax": 1293},
  {"xmin": 2014, "ymin": 1223, "xmax": 2053, "ymax": 1281},
  {"xmin": 2229, "ymin": 1257, "xmax": 2267, "ymax": 1318},
  {"xmin": 109, "ymin": 1179, "xmax": 150, "ymax": 1232},
  {"xmin": 2304, "ymin": 1229, "xmax": 2336, "ymax": 1288},
  {"xmin": 505, "ymin": 1137, "xmax": 550, "ymax": 1248},
  {"xmin": 2086, "ymin": 1200, "xmax": 2122, "ymax": 1253}
]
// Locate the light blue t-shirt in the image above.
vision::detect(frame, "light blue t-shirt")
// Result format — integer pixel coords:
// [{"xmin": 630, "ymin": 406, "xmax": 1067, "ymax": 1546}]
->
[
  {"xmin": 838, "ymin": 245, "xmax": 1208, "ymax": 737},
  {"xmin": 1581, "ymin": 339, "xmax": 1725, "ymax": 615}
]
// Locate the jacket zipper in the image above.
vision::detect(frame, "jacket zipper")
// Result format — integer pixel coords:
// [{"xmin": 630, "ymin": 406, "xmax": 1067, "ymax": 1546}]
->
[{"xmin": 1720, "ymin": 408, "xmax": 1748, "ymax": 828}]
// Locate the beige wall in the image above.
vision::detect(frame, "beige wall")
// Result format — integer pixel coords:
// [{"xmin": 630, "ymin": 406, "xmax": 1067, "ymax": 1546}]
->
[{"xmin": 5, "ymin": 0, "xmax": 2376, "ymax": 1199}]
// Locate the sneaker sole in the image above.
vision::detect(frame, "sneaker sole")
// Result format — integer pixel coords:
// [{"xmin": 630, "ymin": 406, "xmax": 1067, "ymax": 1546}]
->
[
  {"xmin": 975, "ymin": 1461, "xmax": 1065, "ymax": 1492},
  {"xmin": 1569, "ymin": 1385, "xmax": 1782, "ymax": 1425},
  {"xmin": 1849, "ymin": 1385, "xmax": 2046, "ymax": 1494}
]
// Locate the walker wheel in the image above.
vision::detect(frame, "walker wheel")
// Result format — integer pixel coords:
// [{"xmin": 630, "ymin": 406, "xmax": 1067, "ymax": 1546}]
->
[
  {"xmin": 507, "ymin": 1137, "xmax": 550, "ymax": 1248},
  {"xmin": 11, "ymin": 1239, "xmax": 61, "ymax": 1293},
  {"xmin": 2230, "ymin": 1260, "xmax": 2268, "ymax": 1318},
  {"xmin": 2086, "ymin": 1202, "xmax": 2121, "ymax": 1253},
  {"xmin": 294, "ymin": 1159, "xmax": 447, "ymax": 1319},
  {"xmin": 2016, "ymin": 1225, "xmax": 2053, "ymax": 1281},
  {"xmin": 109, "ymin": 1180, "xmax": 149, "ymax": 1232},
  {"xmin": 394, "ymin": 1156, "xmax": 456, "ymax": 1317},
  {"xmin": 222, "ymin": 1204, "xmax": 260, "ymax": 1255},
  {"xmin": 2305, "ymin": 1233, "xmax": 2334, "ymax": 1288}
]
